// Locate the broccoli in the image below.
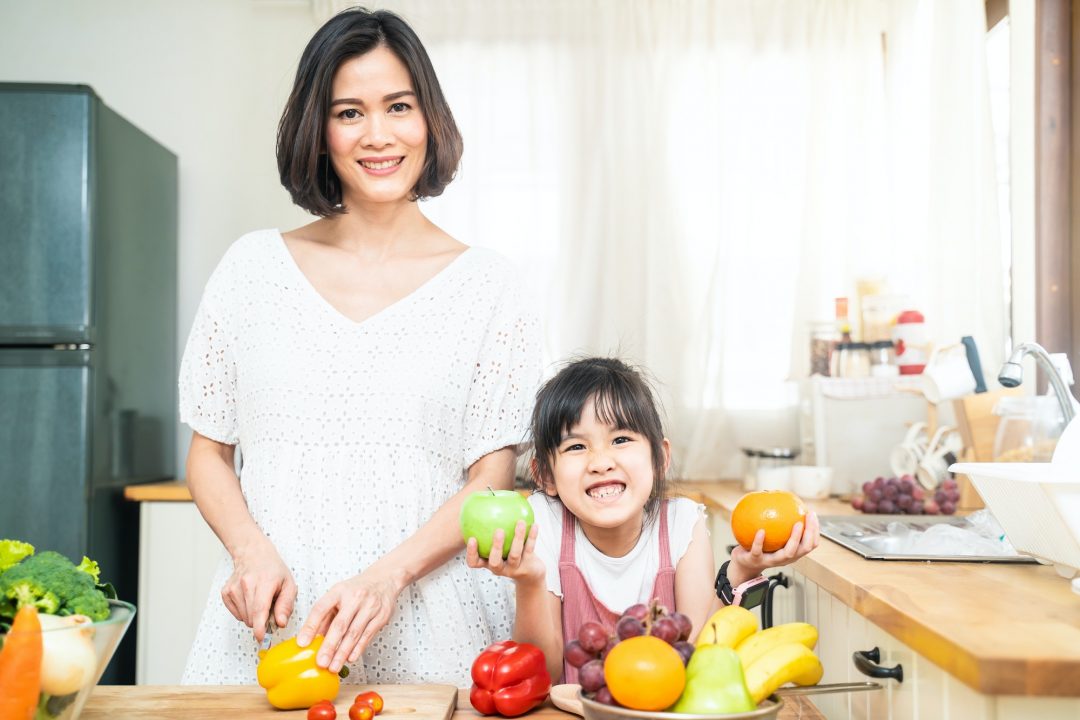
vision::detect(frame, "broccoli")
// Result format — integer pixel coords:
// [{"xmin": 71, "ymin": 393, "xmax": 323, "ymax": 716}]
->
[
  {"xmin": 0, "ymin": 550, "xmax": 110, "ymax": 621},
  {"xmin": 0, "ymin": 539, "xmax": 34, "ymax": 573},
  {"xmin": 76, "ymin": 556, "xmax": 100, "ymax": 584}
]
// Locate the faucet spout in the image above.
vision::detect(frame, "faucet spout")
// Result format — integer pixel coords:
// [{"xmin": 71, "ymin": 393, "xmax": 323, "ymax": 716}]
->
[{"xmin": 997, "ymin": 342, "xmax": 1076, "ymax": 424}]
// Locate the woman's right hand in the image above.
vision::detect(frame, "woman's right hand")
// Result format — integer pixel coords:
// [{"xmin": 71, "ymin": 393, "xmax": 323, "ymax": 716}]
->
[
  {"xmin": 465, "ymin": 520, "xmax": 545, "ymax": 585},
  {"xmin": 222, "ymin": 537, "xmax": 297, "ymax": 643}
]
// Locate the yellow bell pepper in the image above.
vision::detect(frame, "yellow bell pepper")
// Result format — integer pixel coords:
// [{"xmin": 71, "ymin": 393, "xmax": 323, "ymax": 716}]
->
[{"xmin": 257, "ymin": 635, "xmax": 341, "ymax": 710}]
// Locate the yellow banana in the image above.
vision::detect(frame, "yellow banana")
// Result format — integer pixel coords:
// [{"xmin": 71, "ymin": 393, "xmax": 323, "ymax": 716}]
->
[
  {"xmin": 743, "ymin": 641, "xmax": 824, "ymax": 704},
  {"xmin": 694, "ymin": 605, "xmax": 759, "ymax": 648},
  {"xmin": 735, "ymin": 622, "xmax": 818, "ymax": 668}
]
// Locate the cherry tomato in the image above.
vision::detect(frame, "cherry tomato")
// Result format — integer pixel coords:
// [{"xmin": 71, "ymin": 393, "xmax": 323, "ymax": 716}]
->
[
  {"xmin": 307, "ymin": 702, "xmax": 337, "ymax": 720},
  {"xmin": 353, "ymin": 692, "xmax": 384, "ymax": 715},
  {"xmin": 348, "ymin": 704, "xmax": 374, "ymax": 720}
]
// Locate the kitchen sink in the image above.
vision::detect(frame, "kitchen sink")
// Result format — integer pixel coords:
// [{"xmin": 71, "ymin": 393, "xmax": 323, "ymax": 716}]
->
[{"xmin": 818, "ymin": 515, "xmax": 1039, "ymax": 563}]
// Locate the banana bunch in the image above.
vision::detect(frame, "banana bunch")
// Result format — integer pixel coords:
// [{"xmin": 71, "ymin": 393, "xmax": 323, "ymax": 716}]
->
[{"xmin": 696, "ymin": 607, "xmax": 823, "ymax": 705}]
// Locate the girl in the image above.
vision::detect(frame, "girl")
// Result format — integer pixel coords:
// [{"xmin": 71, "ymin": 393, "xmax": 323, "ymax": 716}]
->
[{"xmin": 466, "ymin": 357, "xmax": 819, "ymax": 682}]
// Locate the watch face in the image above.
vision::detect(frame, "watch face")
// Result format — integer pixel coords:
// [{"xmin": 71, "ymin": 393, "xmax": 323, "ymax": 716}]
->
[{"xmin": 743, "ymin": 583, "xmax": 769, "ymax": 608}]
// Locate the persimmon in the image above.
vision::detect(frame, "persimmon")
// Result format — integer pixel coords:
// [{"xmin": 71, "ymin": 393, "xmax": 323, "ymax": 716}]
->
[
  {"xmin": 732, "ymin": 490, "xmax": 807, "ymax": 552},
  {"xmin": 603, "ymin": 635, "xmax": 686, "ymax": 711}
]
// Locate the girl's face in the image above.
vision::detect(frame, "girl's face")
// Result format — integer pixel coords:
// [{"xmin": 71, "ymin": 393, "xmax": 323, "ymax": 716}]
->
[
  {"xmin": 542, "ymin": 400, "xmax": 670, "ymax": 540},
  {"xmin": 325, "ymin": 45, "xmax": 428, "ymax": 208}
]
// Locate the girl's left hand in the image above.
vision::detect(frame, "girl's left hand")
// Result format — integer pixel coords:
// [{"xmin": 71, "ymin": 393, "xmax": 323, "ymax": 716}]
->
[
  {"xmin": 729, "ymin": 511, "xmax": 820, "ymax": 584},
  {"xmin": 296, "ymin": 567, "xmax": 404, "ymax": 673}
]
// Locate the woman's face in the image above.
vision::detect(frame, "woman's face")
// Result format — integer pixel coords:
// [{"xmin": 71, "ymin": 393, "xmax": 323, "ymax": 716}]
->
[{"xmin": 325, "ymin": 45, "xmax": 428, "ymax": 208}]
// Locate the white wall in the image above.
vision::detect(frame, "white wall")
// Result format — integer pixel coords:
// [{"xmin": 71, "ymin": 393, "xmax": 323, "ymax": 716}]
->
[{"xmin": 0, "ymin": 0, "xmax": 320, "ymax": 474}]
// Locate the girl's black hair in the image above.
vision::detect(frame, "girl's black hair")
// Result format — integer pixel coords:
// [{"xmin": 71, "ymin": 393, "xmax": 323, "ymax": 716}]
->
[{"xmin": 531, "ymin": 357, "xmax": 669, "ymax": 523}]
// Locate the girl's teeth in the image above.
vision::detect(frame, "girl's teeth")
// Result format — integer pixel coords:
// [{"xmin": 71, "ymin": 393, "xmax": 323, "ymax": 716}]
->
[
  {"xmin": 589, "ymin": 484, "xmax": 625, "ymax": 499},
  {"xmin": 361, "ymin": 158, "xmax": 402, "ymax": 169}
]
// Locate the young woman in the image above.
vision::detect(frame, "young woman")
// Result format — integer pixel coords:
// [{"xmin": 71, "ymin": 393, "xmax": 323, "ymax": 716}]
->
[
  {"xmin": 179, "ymin": 8, "xmax": 541, "ymax": 685},
  {"xmin": 467, "ymin": 357, "xmax": 819, "ymax": 682}
]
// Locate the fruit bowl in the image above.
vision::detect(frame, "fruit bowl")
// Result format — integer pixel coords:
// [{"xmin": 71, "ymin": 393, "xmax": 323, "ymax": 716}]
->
[
  {"xmin": 0, "ymin": 599, "xmax": 135, "ymax": 720},
  {"xmin": 579, "ymin": 692, "xmax": 784, "ymax": 720}
]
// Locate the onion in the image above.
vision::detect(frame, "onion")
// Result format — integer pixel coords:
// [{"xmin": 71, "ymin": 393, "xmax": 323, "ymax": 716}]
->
[{"xmin": 38, "ymin": 614, "xmax": 98, "ymax": 696}]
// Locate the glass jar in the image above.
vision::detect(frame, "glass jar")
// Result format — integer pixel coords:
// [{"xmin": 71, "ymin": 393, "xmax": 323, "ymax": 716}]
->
[
  {"xmin": 868, "ymin": 340, "xmax": 898, "ymax": 378},
  {"xmin": 809, "ymin": 322, "xmax": 840, "ymax": 377},
  {"xmin": 992, "ymin": 396, "xmax": 1065, "ymax": 462},
  {"xmin": 838, "ymin": 342, "xmax": 871, "ymax": 378}
]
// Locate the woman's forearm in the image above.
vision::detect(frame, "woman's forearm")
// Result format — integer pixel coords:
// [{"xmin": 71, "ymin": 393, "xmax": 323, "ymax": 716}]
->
[
  {"xmin": 186, "ymin": 432, "xmax": 267, "ymax": 559},
  {"xmin": 368, "ymin": 447, "xmax": 518, "ymax": 592}
]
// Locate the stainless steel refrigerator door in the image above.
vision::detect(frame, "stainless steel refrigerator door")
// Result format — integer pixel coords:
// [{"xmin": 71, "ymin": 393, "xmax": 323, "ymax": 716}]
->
[
  {"xmin": 0, "ymin": 85, "xmax": 92, "ymax": 342},
  {"xmin": 0, "ymin": 348, "xmax": 91, "ymax": 561}
]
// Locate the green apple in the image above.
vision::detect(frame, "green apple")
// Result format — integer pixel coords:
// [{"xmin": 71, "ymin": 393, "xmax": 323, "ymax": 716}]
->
[
  {"xmin": 670, "ymin": 644, "xmax": 756, "ymax": 714},
  {"xmin": 460, "ymin": 489, "xmax": 534, "ymax": 559}
]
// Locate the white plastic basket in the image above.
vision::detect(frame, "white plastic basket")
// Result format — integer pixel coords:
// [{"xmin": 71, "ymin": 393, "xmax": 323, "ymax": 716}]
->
[{"xmin": 952, "ymin": 416, "xmax": 1080, "ymax": 579}]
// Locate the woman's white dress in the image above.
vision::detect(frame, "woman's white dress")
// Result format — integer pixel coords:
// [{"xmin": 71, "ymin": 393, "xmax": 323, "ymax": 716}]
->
[{"xmin": 178, "ymin": 229, "xmax": 542, "ymax": 685}]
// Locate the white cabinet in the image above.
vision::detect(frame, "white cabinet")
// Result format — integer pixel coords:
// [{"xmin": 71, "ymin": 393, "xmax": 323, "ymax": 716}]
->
[
  {"xmin": 771, "ymin": 570, "xmax": 1080, "ymax": 720},
  {"xmin": 135, "ymin": 501, "xmax": 222, "ymax": 684}
]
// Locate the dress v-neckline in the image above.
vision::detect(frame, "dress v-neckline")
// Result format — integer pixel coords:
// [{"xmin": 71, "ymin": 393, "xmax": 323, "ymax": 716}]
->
[{"xmin": 274, "ymin": 229, "xmax": 472, "ymax": 328}]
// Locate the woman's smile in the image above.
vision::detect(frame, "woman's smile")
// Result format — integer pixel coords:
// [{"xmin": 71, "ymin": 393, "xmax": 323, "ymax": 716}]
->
[{"xmin": 358, "ymin": 156, "xmax": 405, "ymax": 175}]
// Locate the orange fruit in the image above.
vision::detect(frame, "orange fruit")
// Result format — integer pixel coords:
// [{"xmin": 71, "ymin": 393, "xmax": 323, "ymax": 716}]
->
[
  {"xmin": 731, "ymin": 490, "xmax": 807, "ymax": 552},
  {"xmin": 603, "ymin": 635, "xmax": 686, "ymax": 711}
]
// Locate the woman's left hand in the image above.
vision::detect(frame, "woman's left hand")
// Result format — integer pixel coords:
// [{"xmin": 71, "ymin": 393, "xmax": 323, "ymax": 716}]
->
[
  {"xmin": 296, "ymin": 566, "xmax": 404, "ymax": 673},
  {"xmin": 728, "ymin": 511, "xmax": 820, "ymax": 585}
]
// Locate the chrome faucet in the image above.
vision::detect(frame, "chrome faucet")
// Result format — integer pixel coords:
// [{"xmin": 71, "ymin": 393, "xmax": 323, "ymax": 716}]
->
[{"xmin": 998, "ymin": 342, "xmax": 1076, "ymax": 424}]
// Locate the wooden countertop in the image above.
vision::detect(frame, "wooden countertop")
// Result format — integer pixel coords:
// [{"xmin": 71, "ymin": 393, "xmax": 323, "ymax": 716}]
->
[
  {"xmin": 82, "ymin": 686, "xmax": 824, "ymax": 719},
  {"xmin": 677, "ymin": 480, "xmax": 1080, "ymax": 698},
  {"xmin": 125, "ymin": 478, "xmax": 1080, "ymax": 696}
]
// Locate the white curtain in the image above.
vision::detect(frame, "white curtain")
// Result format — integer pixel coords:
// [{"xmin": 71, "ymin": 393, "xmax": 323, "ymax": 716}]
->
[{"xmin": 312, "ymin": 0, "xmax": 1004, "ymax": 479}]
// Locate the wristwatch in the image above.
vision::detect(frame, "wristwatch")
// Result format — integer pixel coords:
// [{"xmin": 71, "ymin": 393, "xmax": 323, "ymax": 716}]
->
[{"xmin": 715, "ymin": 561, "xmax": 768, "ymax": 609}]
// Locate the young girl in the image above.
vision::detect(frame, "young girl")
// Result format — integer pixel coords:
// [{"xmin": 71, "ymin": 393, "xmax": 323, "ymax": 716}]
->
[{"xmin": 466, "ymin": 357, "xmax": 819, "ymax": 682}]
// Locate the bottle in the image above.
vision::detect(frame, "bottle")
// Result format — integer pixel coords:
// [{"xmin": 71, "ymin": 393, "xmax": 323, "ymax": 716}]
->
[
  {"xmin": 835, "ymin": 297, "xmax": 853, "ymax": 343},
  {"xmin": 892, "ymin": 309, "xmax": 927, "ymax": 375}
]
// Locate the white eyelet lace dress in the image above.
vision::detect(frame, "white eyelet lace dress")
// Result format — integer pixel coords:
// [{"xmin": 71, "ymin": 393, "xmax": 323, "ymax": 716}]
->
[{"xmin": 177, "ymin": 229, "xmax": 542, "ymax": 685}]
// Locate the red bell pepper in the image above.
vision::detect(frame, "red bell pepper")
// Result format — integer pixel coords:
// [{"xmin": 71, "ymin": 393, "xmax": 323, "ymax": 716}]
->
[{"xmin": 469, "ymin": 640, "xmax": 551, "ymax": 717}]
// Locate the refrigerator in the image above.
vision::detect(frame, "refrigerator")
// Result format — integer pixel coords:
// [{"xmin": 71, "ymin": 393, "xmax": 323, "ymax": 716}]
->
[{"xmin": 0, "ymin": 83, "xmax": 177, "ymax": 683}]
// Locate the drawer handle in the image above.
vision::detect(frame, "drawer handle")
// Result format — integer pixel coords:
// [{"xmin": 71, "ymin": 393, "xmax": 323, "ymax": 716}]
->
[
  {"xmin": 760, "ymin": 572, "xmax": 790, "ymax": 629},
  {"xmin": 853, "ymin": 647, "xmax": 903, "ymax": 682}
]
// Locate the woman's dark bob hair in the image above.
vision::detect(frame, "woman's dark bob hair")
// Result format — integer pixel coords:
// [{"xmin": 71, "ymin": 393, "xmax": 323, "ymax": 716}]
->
[
  {"xmin": 277, "ymin": 7, "xmax": 463, "ymax": 216},
  {"xmin": 531, "ymin": 357, "xmax": 671, "ymax": 525}
]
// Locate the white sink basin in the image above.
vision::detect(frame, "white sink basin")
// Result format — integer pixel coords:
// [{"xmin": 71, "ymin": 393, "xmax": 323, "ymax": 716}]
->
[{"xmin": 952, "ymin": 417, "xmax": 1080, "ymax": 579}]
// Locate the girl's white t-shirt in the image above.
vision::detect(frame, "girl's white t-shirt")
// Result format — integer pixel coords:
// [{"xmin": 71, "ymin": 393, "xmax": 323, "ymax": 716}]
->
[{"xmin": 527, "ymin": 493, "xmax": 707, "ymax": 613}]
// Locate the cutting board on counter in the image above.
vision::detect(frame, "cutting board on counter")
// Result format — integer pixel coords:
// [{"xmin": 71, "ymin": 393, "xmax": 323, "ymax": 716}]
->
[{"xmin": 83, "ymin": 684, "xmax": 458, "ymax": 719}]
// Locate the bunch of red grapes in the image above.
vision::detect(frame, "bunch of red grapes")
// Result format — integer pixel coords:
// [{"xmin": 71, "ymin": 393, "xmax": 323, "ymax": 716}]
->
[
  {"xmin": 563, "ymin": 601, "xmax": 695, "ymax": 706},
  {"xmin": 850, "ymin": 475, "xmax": 961, "ymax": 515}
]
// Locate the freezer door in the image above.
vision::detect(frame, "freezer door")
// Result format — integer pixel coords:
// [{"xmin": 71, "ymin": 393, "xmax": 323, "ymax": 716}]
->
[
  {"xmin": 0, "ymin": 85, "xmax": 92, "ymax": 342},
  {"xmin": 0, "ymin": 349, "xmax": 91, "ymax": 560}
]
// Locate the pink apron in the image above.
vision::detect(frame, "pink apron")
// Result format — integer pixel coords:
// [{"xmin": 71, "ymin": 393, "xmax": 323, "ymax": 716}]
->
[{"xmin": 558, "ymin": 501, "xmax": 677, "ymax": 683}]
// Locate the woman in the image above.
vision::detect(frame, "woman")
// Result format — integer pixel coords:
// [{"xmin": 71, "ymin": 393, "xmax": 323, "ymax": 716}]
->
[{"xmin": 179, "ymin": 7, "xmax": 541, "ymax": 685}]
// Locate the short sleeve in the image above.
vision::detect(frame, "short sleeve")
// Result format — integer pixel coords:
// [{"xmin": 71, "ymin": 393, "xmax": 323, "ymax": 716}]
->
[
  {"xmin": 669, "ymin": 498, "xmax": 707, "ymax": 567},
  {"xmin": 462, "ymin": 276, "xmax": 543, "ymax": 467},
  {"xmin": 528, "ymin": 493, "xmax": 564, "ymax": 599},
  {"xmin": 178, "ymin": 259, "xmax": 240, "ymax": 445}
]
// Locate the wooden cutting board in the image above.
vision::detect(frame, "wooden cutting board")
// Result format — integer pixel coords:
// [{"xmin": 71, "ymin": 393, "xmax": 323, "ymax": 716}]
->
[{"xmin": 83, "ymin": 684, "xmax": 458, "ymax": 720}]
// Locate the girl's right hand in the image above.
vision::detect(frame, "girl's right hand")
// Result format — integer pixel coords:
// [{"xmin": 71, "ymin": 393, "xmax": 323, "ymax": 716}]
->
[
  {"xmin": 465, "ymin": 520, "xmax": 545, "ymax": 584},
  {"xmin": 222, "ymin": 537, "xmax": 297, "ymax": 643}
]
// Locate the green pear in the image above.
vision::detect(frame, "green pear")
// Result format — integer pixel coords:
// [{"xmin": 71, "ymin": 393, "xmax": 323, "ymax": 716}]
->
[{"xmin": 670, "ymin": 644, "xmax": 756, "ymax": 714}]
